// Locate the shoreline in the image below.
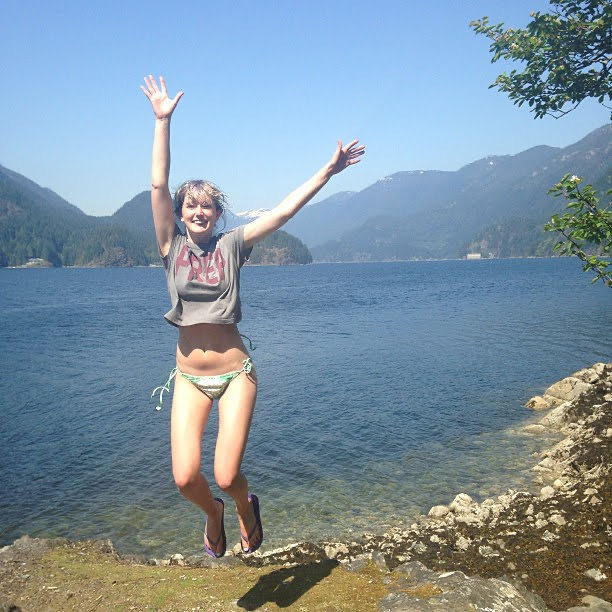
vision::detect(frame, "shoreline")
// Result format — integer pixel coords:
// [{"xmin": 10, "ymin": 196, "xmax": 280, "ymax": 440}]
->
[
  {"xmin": 1, "ymin": 363, "xmax": 610, "ymax": 610},
  {"xmin": 4, "ymin": 255, "xmax": 610, "ymax": 269}
]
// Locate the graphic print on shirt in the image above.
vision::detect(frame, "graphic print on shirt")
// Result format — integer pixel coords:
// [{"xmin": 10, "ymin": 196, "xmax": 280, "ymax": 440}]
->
[{"xmin": 175, "ymin": 243, "xmax": 226, "ymax": 285}]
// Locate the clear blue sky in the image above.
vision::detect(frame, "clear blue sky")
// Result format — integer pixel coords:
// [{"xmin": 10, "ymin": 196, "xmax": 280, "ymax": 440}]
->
[{"xmin": 2, "ymin": 0, "xmax": 608, "ymax": 216}]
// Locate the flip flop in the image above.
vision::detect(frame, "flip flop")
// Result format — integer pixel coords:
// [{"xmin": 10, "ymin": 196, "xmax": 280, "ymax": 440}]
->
[
  {"xmin": 203, "ymin": 498, "xmax": 226, "ymax": 558},
  {"xmin": 240, "ymin": 493, "xmax": 263, "ymax": 554}
]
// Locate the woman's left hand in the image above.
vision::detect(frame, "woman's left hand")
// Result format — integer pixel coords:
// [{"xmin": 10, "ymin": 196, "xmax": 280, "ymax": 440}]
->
[{"xmin": 327, "ymin": 139, "xmax": 366, "ymax": 176}]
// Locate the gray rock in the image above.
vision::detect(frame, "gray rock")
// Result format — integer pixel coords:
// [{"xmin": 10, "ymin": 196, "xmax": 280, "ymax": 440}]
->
[
  {"xmin": 344, "ymin": 556, "xmax": 369, "ymax": 573},
  {"xmin": 411, "ymin": 541, "xmax": 427, "ymax": 555},
  {"xmin": 523, "ymin": 424, "xmax": 548, "ymax": 434},
  {"xmin": 324, "ymin": 543, "xmax": 349, "ymax": 559},
  {"xmin": 185, "ymin": 553, "xmax": 241, "ymax": 568},
  {"xmin": 455, "ymin": 536, "xmax": 471, "ymax": 552},
  {"xmin": 525, "ymin": 396, "xmax": 551, "ymax": 411},
  {"xmin": 543, "ymin": 377, "xmax": 593, "ymax": 405},
  {"xmin": 380, "ymin": 563, "xmax": 549, "ymax": 611},
  {"xmin": 584, "ymin": 568, "xmax": 608, "ymax": 582},
  {"xmin": 565, "ymin": 595, "xmax": 612, "ymax": 611},
  {"xmin": 427, "ymin": 505, "xmax": 449, "ymax": 520},
  {"xmin": 540, "ymin": 486, "xmax": 555, "ymax": 500},
  {"xmin": 549, "ymin": 514, "xmax": 567, "ymax": 526},
  {"xmin": 168, "ymin": 553, "xmax": 185, "ymax": 566},
  {"xmin": 449, "ymin": 493, "xmax": 474, "ymax": 514},
  {"xmin": 539, "ymin": 404, "xmax": 572, "ymax": 430},
  {"xmin": 372, "ymin": 550, "xmax": 390, "ymax": 572}
]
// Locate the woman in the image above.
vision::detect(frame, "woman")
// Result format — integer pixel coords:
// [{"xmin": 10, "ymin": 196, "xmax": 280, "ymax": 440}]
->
[{"xmin": 142, "ymin": 75, "xmax": 364, "ymax": 558}]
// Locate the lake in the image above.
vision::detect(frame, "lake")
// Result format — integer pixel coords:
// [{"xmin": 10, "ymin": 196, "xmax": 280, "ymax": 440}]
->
[{"xmin": 1, "ymin": 258, "xmax": 610, "ymax": 558}]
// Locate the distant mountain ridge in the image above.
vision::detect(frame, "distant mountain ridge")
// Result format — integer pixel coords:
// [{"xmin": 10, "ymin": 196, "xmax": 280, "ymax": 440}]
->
[
  {"xmin": 1, "ymin": 124, "xmax": 609, "ymax": 266},
  {"xmin": 289, "ymin": 124, "xmax": 610, "ymax": 261},
  {"xmin": 0, "ymin": 170, "xmax": 312, "ymax": 267}
]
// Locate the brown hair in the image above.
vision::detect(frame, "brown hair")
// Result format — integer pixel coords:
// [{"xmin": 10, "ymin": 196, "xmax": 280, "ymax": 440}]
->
[{"xmin": 173, "ymin": 180, "xmax": 228, "ymax": 218}]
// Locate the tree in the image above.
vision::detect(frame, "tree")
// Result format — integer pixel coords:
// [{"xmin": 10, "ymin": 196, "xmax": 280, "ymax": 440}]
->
[
  {"xmin": 471, "ymin": 0, "xmax": 611, "ymax": 286},
  {"xmin": 546, "ymin": 175, "xmax": 611, "ymax": 285},
  {"xmin": 470, "ymin": 1, "xmax": 611, "ymax": 119}
]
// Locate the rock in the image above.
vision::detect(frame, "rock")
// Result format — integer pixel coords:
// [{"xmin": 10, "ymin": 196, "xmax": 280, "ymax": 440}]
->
[
  {"xmin": 590, "ymin": 496, "xmax": 603, "ymax": 505},
  {"xmin": 549, "ymin": 514, "xmax": 567, "ymax": 526},
  {"xmin": 541, "ymin": 531, "xmax": 559, "ymax": 542},
  {"xmin": 449, "ymin": 493, "xmax": 474, "ymax": 514},
  {"xmin": 523, "ymin": 424, "xmax": 548, "ymax": 434},
  {"xmin": 344, "ymin": 556, "xmax": 368, "ymax": 573},
  {"xmin": 540, "ymin": 486, "xmax": 555, "ymax": 500},
  {"xmin": 543, "ymin": 377, "xmax": 593, "ymax": 405},
  {"xmin": 324, "ymin": 543, "xmax": 349, "ymax": 559},
  {"xmin": 427, "ymin": 505, "xmax": 449, "ymax": 519},
  {"xmin": 565, "ymin": 595, "xmax": 612, "ymax": 611},
  {"xmin": 539, "ymin": 403, "xmax": 572, "ymax": 429},
  {"xmin": 411, "ymin": 541, "xmax": 427, "ymax": 554},
  {"xmin": 584, "ymin": 568, "xmax": 607, "ymax": 582},
  {"xmin": 478, "ymin": 545, "xmax": 498, "ymax": 557},
  {"xmin": 525, "ymin": 396, "xmax": 551, "ymax": 411},
  {"xmin": 455, "ymin": 536, "xmax": 471, "ymax": 551},
  {"xmin": 571, "ymin": 367, "xmax": 603, "ymax": 384},
  {"xmin": 372, "ymin": 550, "xmax": 389, "ymax": 572},
  {"xmin": 584, "ymin": 487, "xmax": 598, "ymax": 495},
  {"xmin": 168, "ymin": 553, "xmax": 185, "ymax": 566},
  {"xmin": 535, "ymin": 519, "xmax": 548, "ymax": 529},
  {"xmin": 380, "ymin": 562, "xmax": 549, "ymax": 611}
]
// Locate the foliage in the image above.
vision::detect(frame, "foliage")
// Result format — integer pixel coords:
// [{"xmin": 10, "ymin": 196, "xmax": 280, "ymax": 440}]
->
[
  {"xmin": 472, "ymin": 1, "xmax": 611, "ymax": 286},
  {"xmin": 249, "ymin": 230, "xmax": 312, "ymax": 265},
  {"xmin": 545, "ymin": 174, "xmax": 611, "ymax": 285},
  {"xmin": 470, "ymin": 0, "xmax": 611, "ymax": 119}
]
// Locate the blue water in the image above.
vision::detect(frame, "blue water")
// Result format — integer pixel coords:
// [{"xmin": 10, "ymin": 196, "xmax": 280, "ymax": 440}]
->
[{"xmin": 1, "ymin": 258, "xmax": 610, "ymax": 558}]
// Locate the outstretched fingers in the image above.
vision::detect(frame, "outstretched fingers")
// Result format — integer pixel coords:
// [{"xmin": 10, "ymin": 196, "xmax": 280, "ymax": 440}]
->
[{"xmin": 344, "ymin": 139, "xmax": 365, "ymax": 166}]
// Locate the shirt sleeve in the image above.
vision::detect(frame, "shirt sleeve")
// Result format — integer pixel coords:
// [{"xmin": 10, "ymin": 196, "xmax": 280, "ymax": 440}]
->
[{"xmin": 223, "ymin": 225, "xmax": 253, "ymax": 267}]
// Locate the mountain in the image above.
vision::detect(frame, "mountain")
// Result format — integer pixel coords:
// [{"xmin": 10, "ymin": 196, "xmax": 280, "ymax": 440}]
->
[
  {"xmin": 0, "ymin": 164, "xmax": 85, "ymax": 218},
  {"xmin": 2, "ymin": 124, "xmax": 608, "ymax": 266},
  {"xmin": 298, "ymin": 124, "xmax": 610, "ymax": 261},
  {"xmin": 0, "ymin": 171, "xmax": 312, "ymax": 267}
]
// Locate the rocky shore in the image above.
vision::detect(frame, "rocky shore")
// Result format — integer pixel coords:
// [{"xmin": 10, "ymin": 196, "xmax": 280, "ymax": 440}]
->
[{"xmin": 1, "ymin": 363, "xmax": 610, "ymax": 611}]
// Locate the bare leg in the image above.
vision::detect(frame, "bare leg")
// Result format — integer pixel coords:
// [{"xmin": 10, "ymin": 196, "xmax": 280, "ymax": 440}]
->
[
  {"xmin": 215, "ymin": 370, "xmax": 261, "ymax": 550},
  {"xmin": 171, "ymin": 374, "xmax": 224, "ymax": 554}
]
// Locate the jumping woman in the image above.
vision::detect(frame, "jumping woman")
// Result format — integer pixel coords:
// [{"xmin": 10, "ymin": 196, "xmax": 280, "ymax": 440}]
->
[{"xmin": 142, "ymin": 75, "xmax": 365, "ymax": 557}]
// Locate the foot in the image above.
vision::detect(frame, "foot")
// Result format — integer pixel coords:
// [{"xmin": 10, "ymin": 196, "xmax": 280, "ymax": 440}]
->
[
  {"xmin": 204, "ymin": 498, "xmax": 226, "ymax": 558},
  {"xmin": 237, "ymin": 493, "xmax": 263, "ymax": 554}
]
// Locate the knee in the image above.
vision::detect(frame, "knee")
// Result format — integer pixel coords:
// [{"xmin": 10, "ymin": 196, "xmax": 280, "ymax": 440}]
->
[
  {"xmin": 214, "ymin": 470, "xmax": 240, "ymax": 492},
  {"xmin": 173, "ymin": 469, "xmax": 200, "ymax": 493}
]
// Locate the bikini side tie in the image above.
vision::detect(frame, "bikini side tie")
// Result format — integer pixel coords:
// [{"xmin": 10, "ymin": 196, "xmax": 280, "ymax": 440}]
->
[{"xmin": 151, "ymin": 367, "xmax": 178, "ymax": 411}]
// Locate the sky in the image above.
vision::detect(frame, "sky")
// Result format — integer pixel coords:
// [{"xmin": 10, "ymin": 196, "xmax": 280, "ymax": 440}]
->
[{"xmin": 1, "ymin": 0, "xmax": 609, "ymax": 216}]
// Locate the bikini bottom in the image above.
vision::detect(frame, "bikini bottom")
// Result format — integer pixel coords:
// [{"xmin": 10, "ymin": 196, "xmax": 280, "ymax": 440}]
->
[{"xmin": 152, "ymin": 358, "xmax": 253, "ymax": 410}]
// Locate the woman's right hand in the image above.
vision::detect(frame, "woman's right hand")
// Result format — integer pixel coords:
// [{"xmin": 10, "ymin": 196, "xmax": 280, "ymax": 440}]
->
[{"xmin": 140, "ymin": 75, "xmax": 184, "ymax": 120}]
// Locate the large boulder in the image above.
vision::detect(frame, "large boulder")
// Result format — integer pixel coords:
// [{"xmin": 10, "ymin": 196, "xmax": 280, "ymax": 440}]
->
[
  {"xmin": 543, "ymin": 377, "xmax": 593, "ymax": 406},
  {"xmin": 380, "ymin": 561, "xmax": 549, "ymax": 611}
]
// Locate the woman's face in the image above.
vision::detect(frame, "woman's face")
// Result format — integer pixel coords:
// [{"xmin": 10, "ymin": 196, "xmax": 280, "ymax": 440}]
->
[{"xmin": 181, "ymin": 195, "xmax": 221, "ymax": 241}]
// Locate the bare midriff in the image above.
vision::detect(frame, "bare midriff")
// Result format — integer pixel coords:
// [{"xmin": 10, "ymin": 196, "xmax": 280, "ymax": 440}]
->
[{"xmin": 176, "ymin": 322, "xmax": 251, "ymax": 376}]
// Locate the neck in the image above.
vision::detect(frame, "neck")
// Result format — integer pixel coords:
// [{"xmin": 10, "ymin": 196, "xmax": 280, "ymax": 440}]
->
[{"xmin": 186, "ymin": 228, "xmax": 215, "ymax": 247}]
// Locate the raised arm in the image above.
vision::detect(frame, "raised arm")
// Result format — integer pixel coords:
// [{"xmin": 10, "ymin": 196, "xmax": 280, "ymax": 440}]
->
[
  {"xmin": 243, "ymin": 140, "xmax": 365, "ymax": 249},
  {"xmin": 140, "ymin": 75, "xmax": 184, "ymax": 256}
]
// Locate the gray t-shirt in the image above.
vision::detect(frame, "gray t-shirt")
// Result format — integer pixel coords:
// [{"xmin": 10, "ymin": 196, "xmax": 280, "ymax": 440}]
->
[{"xmin": 160, "ymin": 225, "xmax": 252, "ymax": 327}]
